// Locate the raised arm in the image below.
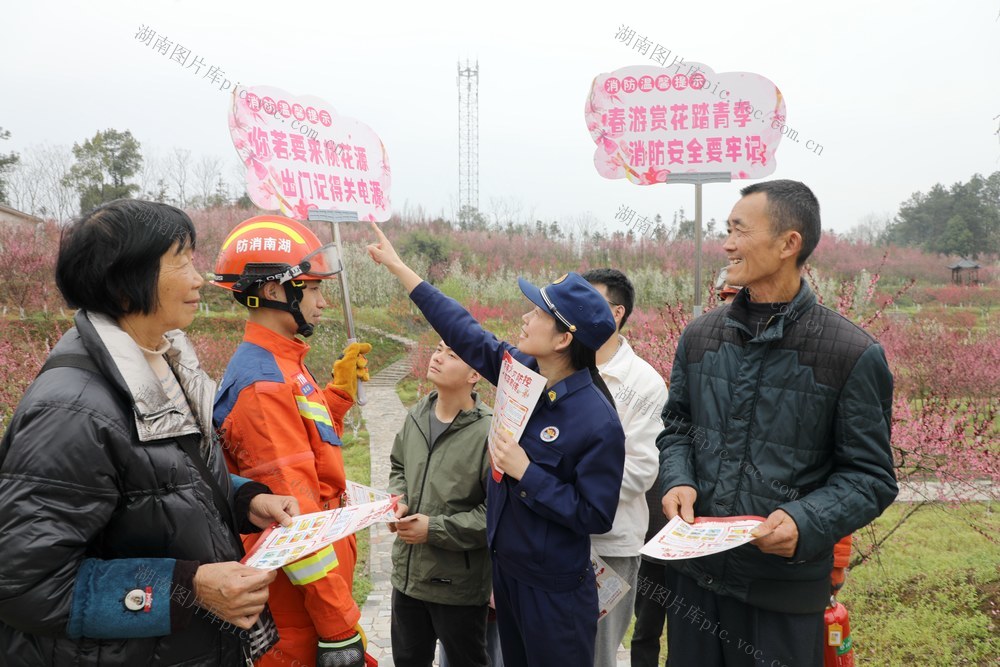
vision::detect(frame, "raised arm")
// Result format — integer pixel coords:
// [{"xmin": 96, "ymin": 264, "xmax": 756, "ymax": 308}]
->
[
  {"xmin": 367, "ymin": 222, "xmax": 534, "ymax": 384},
  {"xmin": 366, "ymin": 222, "xmax": 424, "ymax": 294}
]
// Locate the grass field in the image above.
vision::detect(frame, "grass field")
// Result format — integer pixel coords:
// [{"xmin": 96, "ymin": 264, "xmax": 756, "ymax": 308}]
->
[
  {"xmin": 840, "ymin": 502, "xmax": 998, "ymax": 666},
  {"xmin": 395, "ymin": 377, "xmax": 421, "ymax": 409},
  {"xmin": 619, "ymin": 502, "xmax": 999, "ymax": 665}
]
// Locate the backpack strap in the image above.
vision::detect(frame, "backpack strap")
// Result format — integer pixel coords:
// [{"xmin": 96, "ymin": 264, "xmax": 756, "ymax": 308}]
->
[
  {"xmin": 173, "ymin": 432, "xmax": 238, "ymax": 534},
  {"xmin": 37, "ymin": 353, "xmax": 101, "ymax": 377}
]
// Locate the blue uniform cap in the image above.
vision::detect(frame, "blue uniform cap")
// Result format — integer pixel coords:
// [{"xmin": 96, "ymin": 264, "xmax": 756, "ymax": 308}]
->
[{"xmin": 517, "ymin": 272, "xmax": 616, "ymax": 351}]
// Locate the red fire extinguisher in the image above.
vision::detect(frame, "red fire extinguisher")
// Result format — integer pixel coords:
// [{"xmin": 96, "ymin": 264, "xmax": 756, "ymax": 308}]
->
[
  {"xmin": 824, "ymin": 596, "xmax": 854, "ymax": 666},
  {"xmin": 824, "ymin": 534, "xmax": 855, "ymax": 666}
]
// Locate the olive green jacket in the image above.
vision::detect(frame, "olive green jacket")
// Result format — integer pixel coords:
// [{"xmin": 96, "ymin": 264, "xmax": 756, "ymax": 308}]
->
[{"xmin": 388, "ymin": 391, "xmax": 493, "ymax": 605}]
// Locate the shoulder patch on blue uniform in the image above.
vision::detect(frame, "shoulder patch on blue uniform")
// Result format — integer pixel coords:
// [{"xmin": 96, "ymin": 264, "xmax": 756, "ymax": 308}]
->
[{"xmin": 213, "ymin": 342, "xmax": 284, "ymax": 428}]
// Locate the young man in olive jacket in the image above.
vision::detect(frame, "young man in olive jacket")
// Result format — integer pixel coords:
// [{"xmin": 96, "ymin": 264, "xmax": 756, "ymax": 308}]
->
[{"xmin": 388, "ymin": 340, "xmax": 494, "ymax": 667}]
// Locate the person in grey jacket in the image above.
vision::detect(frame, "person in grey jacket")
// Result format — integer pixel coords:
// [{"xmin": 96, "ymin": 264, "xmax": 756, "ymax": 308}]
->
[
  {"xmin": 388, "ymin": 339, "xmax": 494, "ymax": 667},
  {"xmin": 658, "ymin": 180, "xmax": 898, "ymax": 666},
  {"xmin": 0, "ymin": 200, "xmax": 298, "ymax": 666}
]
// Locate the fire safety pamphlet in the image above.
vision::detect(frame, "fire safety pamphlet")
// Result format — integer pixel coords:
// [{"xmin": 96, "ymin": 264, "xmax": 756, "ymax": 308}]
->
[
  {"xmin": 243, "ymin": 494, "xmax": 398, "ymax": 570},
  {"xmin": 345, "ymin": 480, "xmax": 392, "ymax": 504},
  {"xmin": 592, "ymin": 552, "xmax": 631, "ymax": 620},
  {"xmin": 640, "ymin": 515, "xmax": 766, "ymax": 561},
  {"xmin": 488, "ymin": 352, "xmax": 546, "ymax": 482}
]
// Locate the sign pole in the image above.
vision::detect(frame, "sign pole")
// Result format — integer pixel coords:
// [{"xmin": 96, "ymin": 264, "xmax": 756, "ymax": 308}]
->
[
  {"xmin": 307, "ymin": 209, "xmax": 366, "ymax": 406},
  {"xmin": 665, "ymin": 173, "xmax": 731, "ymax": 317},
  {"xmin": 694, "ymin": 182, "xmax": 703, "ymax": 316}
]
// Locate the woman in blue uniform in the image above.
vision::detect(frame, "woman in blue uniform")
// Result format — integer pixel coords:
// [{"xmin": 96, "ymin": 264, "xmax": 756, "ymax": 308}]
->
[{"xmin": 367, "ymin": 223, "xmax": 625, "ymax": 667}]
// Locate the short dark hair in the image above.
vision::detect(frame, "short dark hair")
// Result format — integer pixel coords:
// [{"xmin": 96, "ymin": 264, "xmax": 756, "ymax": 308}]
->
[
  {"xmin": 56, "ymin": 199, "xmax": 196, "ymax": 319},
  {"xmin": 581, "ymin": 268, "xmax": 635, "ymax": 330},
  {"xmin": 739, "ymin": 180, "xmax": 821, "ymax": 267}
]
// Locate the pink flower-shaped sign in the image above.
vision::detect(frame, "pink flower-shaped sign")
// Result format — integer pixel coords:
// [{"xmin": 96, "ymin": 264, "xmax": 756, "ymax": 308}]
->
[
  {"xmin": 585, "ymin": 63, "xmax": 785, "ymax": 183},
  {"xmin": 230, "ymin": 85, "xmax": 391, "ymax": 221}
]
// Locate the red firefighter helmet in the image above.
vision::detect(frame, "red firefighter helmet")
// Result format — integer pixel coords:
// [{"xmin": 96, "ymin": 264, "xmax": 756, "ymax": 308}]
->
[
  {"xmin": 211, "ymin": 215, "xmax": 342, "ymax": 294},
  {"xmin": 211, "ymin": 215, "xmax": 342, "ymax": 337}
]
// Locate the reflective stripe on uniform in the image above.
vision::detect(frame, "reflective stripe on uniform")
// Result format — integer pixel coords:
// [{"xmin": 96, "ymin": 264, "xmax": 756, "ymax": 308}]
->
[
  {"xmin": 295, "ymin": 395, "xmax": 334, "ymax": 427},
  {"xmin": 283, "ymin": 545, "xmax": 339, "ymax": 585},
  {"xmin": 294, "ymin": 395, "xmax": 342, "ymax": 446}
]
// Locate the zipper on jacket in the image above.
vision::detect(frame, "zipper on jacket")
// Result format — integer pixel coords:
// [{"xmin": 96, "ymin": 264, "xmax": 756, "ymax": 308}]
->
[
  {"xmin": 402, "ymin": 407, "xmax": 457, "ymax": 593},
  {"xmin": 721, "ymin": 343, "xmax": 773, "ymax": 582},
  {"xmin": 733, "ymin": 343, "xmax": 772, "ymax": 501},
  {"xmin": 720, "ymin": 342, "xmax": 773, "ymax": 578}
]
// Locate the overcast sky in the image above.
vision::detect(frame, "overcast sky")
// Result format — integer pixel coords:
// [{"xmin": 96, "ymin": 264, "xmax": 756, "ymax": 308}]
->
[{"xmin": 3, "ymin": 0, "xmax": 999, "ymax": 233}]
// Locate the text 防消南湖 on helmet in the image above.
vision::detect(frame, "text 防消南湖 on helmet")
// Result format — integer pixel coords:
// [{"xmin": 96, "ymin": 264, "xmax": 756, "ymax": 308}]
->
[{"xmin": 211, "ymin": 215, "xmax": 342, "ymax": 294}]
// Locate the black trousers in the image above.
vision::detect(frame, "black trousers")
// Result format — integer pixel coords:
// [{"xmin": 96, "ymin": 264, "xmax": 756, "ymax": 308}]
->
[
  {"xmin": 631, "ymin": 558, "xmax": 668, "ymax": 667},
  {"xmin": 662, "ymin": 567, "xmax": 824, "ymax": 667},
  {"xmin": 390, "ymin": 588, "xmax": 489, "ymax": 667}
]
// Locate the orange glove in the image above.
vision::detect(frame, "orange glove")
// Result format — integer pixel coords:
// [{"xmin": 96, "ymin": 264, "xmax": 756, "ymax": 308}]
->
[{"xmin": 332, "ymin": 342, "xmax": 372, "ymax": 402}]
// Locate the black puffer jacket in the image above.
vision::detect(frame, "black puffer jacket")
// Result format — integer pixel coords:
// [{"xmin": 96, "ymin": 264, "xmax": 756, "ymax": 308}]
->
[
  {"xmin": 657, "ymin": 281, "xmax": 897, "ymax": 613},
  {"xmin": 0, "ymin": 311, "xmax": 247, "ymax": 666}
]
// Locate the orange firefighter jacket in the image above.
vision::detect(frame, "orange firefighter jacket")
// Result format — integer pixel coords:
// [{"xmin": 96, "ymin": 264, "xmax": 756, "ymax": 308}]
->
[{"xmin": 213, "ymin": 321, "xmax": 361, "ymax": 642}]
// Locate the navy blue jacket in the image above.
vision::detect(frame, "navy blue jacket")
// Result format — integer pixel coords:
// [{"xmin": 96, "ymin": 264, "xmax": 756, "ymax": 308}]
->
[{"xmin": 410, "ymin": 282, "xmax": 626, "ymax": 591}]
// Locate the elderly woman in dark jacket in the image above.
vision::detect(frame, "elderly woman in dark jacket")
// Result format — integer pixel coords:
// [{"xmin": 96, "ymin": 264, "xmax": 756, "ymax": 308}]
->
[{"xmin": 0, "ymin": 200, "xmax": 299, "ymax": 666}]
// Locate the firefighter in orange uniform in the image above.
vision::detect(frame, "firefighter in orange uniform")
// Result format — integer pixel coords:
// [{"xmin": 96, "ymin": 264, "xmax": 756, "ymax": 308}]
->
[{"xmin": 211, "ymin": 215, "xmax": 372, "ymax": 667}]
